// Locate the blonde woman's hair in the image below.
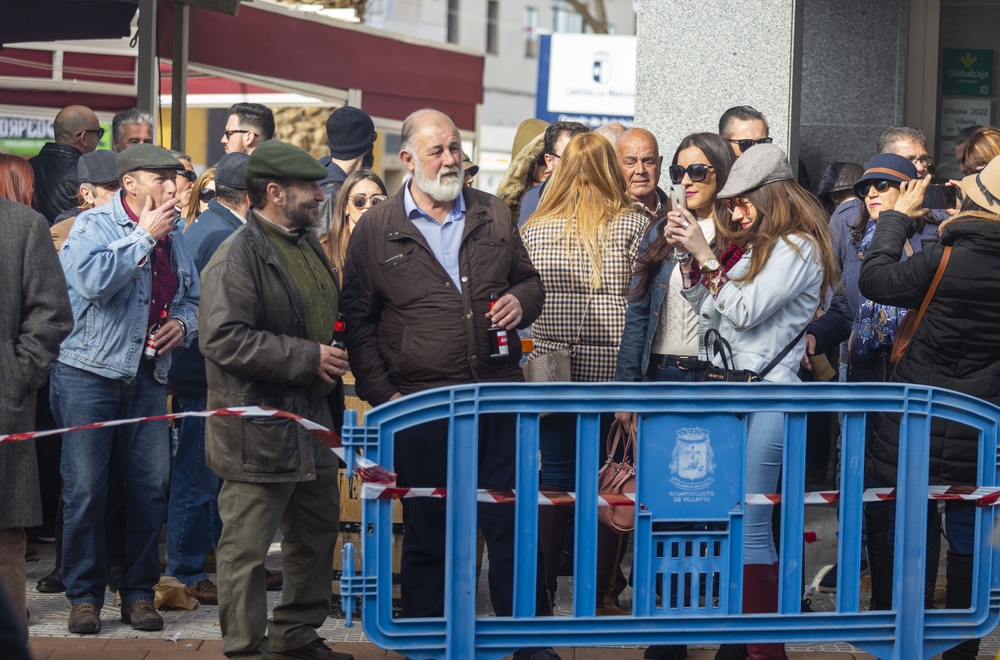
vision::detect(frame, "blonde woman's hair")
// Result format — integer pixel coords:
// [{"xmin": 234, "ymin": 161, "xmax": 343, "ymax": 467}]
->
[
  {"xmin": 185, "ymin": 166, "xmax": 216, "ymax": 227},
  {"xmin": 522, "ymin": 132, "xmax": 632, "ymax": 288}
]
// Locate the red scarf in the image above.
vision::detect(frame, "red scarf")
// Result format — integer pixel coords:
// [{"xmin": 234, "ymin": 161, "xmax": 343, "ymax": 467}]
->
[{"xmin": 719, "ymin": 244, "xmax": 746, "ymax": 274}]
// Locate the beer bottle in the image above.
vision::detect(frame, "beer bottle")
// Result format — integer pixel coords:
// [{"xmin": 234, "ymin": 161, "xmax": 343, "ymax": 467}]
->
[
  {"xmin": 143, "ymin": 307, "xmax": 170, "ymax": 359},
  {"xmin": 331, "ymin": 312, "xmax": 347, "ymax": 350},
  {"xmin": 487, "ymin": 293, "xmax": 509, "ymax": 359}
]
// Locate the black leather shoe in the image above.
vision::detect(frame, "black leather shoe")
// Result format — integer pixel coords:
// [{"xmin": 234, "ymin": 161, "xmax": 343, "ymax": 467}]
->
[
  {"xmin": 107, "ymin": 565, "xmax": 123, "ymax": 593},
  {"xmin": 37, "ymin": 568, "xmax": 65, "ymax": 593},
  {"xmin": 268, "ymin": 638, "xmax": 354, "ymax": 660},
  {"xmin": 644, "ymin": 645, "xmax": 687, "ymax": 660},
  {"xmin": 714, "ymin": 644, "xmax": 747, "ymax": 660}
]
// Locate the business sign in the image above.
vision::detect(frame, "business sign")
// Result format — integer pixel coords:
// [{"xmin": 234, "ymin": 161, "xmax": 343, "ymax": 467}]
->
[
  {"xmin": 942, "ymin": 48, "xmax": 993, "ymax": 97},
  {"xmin": 0, "ymin": 116, "xmax": 112, "ymax": 156},
  {"xmin": 940, "ymin": 98, "xmax": 992, "ymax": 137},
  {"xmin": 536, "ymin": 33, "xmax": 635, "ymax": 128}
]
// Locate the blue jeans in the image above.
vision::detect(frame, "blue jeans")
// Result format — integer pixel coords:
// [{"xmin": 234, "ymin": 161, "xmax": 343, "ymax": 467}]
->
[
  {"xmin": 51, "ymin": 360, "xmax": 170, "ymax": 608},
  {"xmin": 865, "ymin": 476, "xmax": 975, "ymax": 555},
  {"xmin": 166, "ymin": 395, "xmax": 222, "ymax": 586},
  {"xmin": 744, "ymin": 411, "xmax": 784, "ymax": 565}
]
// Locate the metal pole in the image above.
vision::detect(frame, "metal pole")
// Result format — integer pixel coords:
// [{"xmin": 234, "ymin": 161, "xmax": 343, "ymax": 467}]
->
[
  {"xmin": 171, "ymin": 2, "xmax": 189, "ymax": 152},
  {"xmin": 136, "ymin": 0, "xmax": 158, "ymax": 117}
]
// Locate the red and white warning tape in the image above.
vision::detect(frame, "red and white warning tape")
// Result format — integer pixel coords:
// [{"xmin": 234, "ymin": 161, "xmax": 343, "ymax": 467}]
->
[
  {"xmin": 360, "ymin": 483, "xmax": 1000, "ymax": 507},
  {"xmin": 7, "ymin": 411, "xmax": 1000, "ymax": 508},
  {"xmin": 0, "ymin": 406, "xmax": 397, "ymax": 485}
]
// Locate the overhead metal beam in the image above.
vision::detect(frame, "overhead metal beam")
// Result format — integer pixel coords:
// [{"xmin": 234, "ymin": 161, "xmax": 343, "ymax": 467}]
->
[
  {"xmin": 136, "ymin": 0, "xmax": 158, "ymax": 116},
  {"xmin": 171, "ymin": 2, "xmax": 189, "ymax": 152},
  {"xmin": 175, "ymin": 0, "xmax": 244, "ymax": 16}
]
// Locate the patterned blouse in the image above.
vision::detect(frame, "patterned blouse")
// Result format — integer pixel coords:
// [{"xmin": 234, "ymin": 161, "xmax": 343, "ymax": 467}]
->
[{"xmin": 522, "ymin": 209, "xmax": 649, "ymax": 382}]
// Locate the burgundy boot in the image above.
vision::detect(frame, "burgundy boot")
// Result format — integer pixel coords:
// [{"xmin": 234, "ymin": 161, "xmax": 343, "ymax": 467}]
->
[{"xmin": 742, "ymin": 563, "xmax": 788, "ymax": 660}]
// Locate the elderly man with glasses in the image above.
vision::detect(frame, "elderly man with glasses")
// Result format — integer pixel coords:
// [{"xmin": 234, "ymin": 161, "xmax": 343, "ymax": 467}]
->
[{"xmin": 29, "ymin": 105, "xmax": 103, "ymax": 224}]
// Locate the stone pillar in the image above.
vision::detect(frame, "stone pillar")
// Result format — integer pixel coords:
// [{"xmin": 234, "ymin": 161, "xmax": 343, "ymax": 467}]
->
[{"xmin": 634, "ymin": 0, "xmax": 804, "ymax": 166}]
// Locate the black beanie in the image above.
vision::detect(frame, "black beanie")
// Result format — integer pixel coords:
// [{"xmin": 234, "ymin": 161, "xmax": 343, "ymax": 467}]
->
[{"xmin": 326, "ymin": 106, "xmax": 375, "ymax": 160}]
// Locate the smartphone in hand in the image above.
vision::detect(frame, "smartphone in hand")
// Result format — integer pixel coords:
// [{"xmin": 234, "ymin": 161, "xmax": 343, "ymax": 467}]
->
[{"xmin": 923, "ymin": 185, "xmax": 958, "ymax": 210}]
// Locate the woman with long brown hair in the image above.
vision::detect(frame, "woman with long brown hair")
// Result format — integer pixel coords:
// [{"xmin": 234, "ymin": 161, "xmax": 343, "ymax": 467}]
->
[
  {"xmin": 521, "ymin": 131, "xmax": 648, "ymax": 616},
  {"xmin": 668, "ymin": 144, "xmax": 837, "ymax": 660},
  {"xmin": 319, "ymin": 168, "xmax": 387, "ymax": 284},
  {"xmin": 184, "ymin": 166, "xmax": 216, "ymax": 227}
]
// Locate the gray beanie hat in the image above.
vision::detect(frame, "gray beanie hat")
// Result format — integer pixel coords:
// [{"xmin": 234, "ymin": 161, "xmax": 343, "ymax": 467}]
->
[{"xmin": 717, "ymin": 143, "xmax": 794, "ymax": 199}]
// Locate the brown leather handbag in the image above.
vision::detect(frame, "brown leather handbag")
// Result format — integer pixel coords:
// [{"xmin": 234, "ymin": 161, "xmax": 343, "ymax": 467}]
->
[
  {"xmin": 597, "ymin": 420, "xmax": 636, "ymax": 534},
  {"xmin": 891, "ymin": 245, "xmax": 952, "ymax": 364}
]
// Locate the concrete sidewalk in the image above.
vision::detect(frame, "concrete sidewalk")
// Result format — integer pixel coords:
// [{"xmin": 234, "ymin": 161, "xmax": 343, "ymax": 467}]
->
[{"xmin": 23, "ymin": 638, "xmax": 1000, "ymax": 660}]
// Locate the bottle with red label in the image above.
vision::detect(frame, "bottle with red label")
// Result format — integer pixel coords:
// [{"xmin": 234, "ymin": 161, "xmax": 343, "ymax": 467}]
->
[
  {"xmin": 488, "ymin": 293, "xmax": 509, "ymax": 359},
  {"xmin": 331, "ymin": 312, "xmax": 347, "ymax": 350},
  {"xmin": 143, "ymin": 307, "xmax": 170, "ymax": 359}
]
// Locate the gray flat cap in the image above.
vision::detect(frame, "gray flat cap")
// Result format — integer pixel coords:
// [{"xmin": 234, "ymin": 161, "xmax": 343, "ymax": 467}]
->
[
  {"xmin": 115, "ymin": 144, "xmax": 183, "ymax": 178},
  {"xmin": 717, "ymin": 143, "xmax": 794, "ymax": 199},
  {"xmin": 215, "ymin": 152, "xmax": 250, "ymax": 190},
  {"xmin": 77, "ymin": 150, "xmax": 119, "ymax": 185}
]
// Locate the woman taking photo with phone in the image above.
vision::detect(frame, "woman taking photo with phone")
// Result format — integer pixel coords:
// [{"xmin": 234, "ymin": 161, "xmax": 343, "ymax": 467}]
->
[
  {"xmin": 667, "ymin": 144, "xmax": 837, "ymax": 660},
  {"xmin": 521, "ymin": 131, "xmax": 648, "ymax": 616},
  {"xmin": 857, "ymin": 157, "xmax": 1000, "ymax": 660},
  {"xmin": 320, "ymin": 169, "xmax": 387, "ymax": 285},
  {"xmin": 614, "ymin": 132, "xmax": 734, "ymax": 660}
]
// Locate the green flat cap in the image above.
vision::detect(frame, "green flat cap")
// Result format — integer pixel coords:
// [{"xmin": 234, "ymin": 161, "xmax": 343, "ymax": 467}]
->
[
  {"xmin": 245, "ymin": 140, "xmax": 327, "ymax": 181},
  {"xmin": 115, "ymin": 143, "xmax": 183, "ymax": 178}
]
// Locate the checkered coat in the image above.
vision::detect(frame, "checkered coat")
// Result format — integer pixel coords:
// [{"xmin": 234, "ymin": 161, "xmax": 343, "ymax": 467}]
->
[{"xmin": 522, "ymin": 210, "xmax": 648, "ymax": 382}]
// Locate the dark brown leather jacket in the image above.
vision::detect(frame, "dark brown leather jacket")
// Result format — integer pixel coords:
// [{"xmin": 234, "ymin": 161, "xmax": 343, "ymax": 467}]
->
[
  {"xmin": 199, "ymin": 213, "xmax": 343, "ymax": 483},
  {"xmin": 341, "ymin": 187, "xmax": 544, "ymax": 406}
]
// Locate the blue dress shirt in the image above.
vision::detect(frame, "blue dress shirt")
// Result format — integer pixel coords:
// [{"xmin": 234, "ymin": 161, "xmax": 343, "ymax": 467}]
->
[{"xmin": 403, "ymin": 180, "xmax": 466, "ymax": 292}]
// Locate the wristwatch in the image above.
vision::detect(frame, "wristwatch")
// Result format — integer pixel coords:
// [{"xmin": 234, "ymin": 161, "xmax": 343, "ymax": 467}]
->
[{"xmin": 700, "ymin": 258, "xmax": 721, "ymax": 274}]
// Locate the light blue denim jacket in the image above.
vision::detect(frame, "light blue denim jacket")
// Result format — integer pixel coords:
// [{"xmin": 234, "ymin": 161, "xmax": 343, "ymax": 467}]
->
[
  {"xmin": 614, "ymin": 218, "xmax": 714, "ymax": 381},
  {"xmin": 682, "ymin": 235, "xmax": 822, "ymax": 383},
  {"xmin": 58, "ymin": 193, "xmax": 199, "ymax": 384}
]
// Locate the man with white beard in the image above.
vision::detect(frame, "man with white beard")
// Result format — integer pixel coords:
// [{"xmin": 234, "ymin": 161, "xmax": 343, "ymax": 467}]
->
[{"xmin": 341, "ymin": 110, "xmax": 555, "ymax": 660}]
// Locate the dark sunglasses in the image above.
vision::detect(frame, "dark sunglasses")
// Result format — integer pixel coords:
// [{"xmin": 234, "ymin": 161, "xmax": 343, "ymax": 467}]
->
[
  {"xmin": 198, "ymin": 187, "xmax": 216, "ymax": 203},
  {"xmin": 77, "ymin": 128, "xmax": 105, "ymax": 140},
  {"xmin": 177, "ymin": 169, "xmax": 197, "ymax": 182},
  {"xmin": 350, "ymin": 193, "xmax": 387, "ymax": 210},
  {"xmin": 669, "ymin": 163, "xmax": 715, "ymax": 184},
  {"xmin": 855, "ymin": 180, "xmax": 895, "ymax": 198},
  {"xmin": 723, "ymin": 196, "xmax": 752, "ymax": 215},
  {"xmin": 728, "ymin": 137, "xmax": 773, "ymax": 152}
]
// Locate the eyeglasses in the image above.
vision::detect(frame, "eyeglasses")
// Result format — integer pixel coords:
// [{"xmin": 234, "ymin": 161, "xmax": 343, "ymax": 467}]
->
[
  {"xmin": 728, "ymin": 137, "xmax": 773, "ymax": 152},
  {"xmin": 223, "ymin": 129, "xmax": 251, "ymax": 140},
  {"xmin": 198, "ymin": 188, "xmax": 216, "ymax": 203},
  {"xmin": 350, "ymin": 193, "xmax": 387, "ymax": 210},
  {"xmin": 723, "ymin": 196, "xmax": 753, "ymax": 215},
  {"xmin": 77, "ymin": 128, "xmax": 105, "ymax": 140},
  {"xmin": 177, "ymin": 170, "xmax": 197, "ymax": 183},
  {"xmin": 669, "ymin": 163, "xmax": 715, "ymax": 184},
  {"xmin": 855, "ymin": 180, "xmax": 895, "ymax": 198},
  {"xmin": 908, "ymin": 155, "xmax": 933, "ymax": 167}
]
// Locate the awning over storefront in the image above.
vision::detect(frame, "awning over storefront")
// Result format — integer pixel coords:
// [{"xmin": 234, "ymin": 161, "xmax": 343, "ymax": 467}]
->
[{"xmin": 0, "ymin": 0, "xmax": 483, "ymax": 130}]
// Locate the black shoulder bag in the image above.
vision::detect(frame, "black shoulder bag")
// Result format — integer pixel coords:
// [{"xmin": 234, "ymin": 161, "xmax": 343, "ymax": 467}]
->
[{"xmin": 702, "ymin": 328, "xmax": 807, "ymax": 383}]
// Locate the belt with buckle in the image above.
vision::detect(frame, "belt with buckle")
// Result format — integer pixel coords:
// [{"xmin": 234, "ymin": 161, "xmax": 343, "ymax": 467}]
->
[{"xmin": 649, "ymin": 353, "xmax": 707, "ymax": 371}]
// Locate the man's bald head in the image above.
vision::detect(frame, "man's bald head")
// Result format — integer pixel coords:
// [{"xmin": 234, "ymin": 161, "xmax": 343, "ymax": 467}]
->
[
  {"xmin": 53, "ymin": 105, "xmax": 101, "ymax": 154},
  {"xmin": 616, "ymin": 128, "xmax": 662, "ymax": 211},
  {"xmin": 401, "ymin": 109, "xmax": 459, "ymax": 153}
]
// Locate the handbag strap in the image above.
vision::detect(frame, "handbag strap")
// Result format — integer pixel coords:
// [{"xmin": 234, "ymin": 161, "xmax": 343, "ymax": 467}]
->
[
  {"xmin": 757, "ymin": 327, "xmax": 808, "ymax": 380},
  {"xmin": 906, "ymin": 244, "xmax": 953, "ymax": 339}
]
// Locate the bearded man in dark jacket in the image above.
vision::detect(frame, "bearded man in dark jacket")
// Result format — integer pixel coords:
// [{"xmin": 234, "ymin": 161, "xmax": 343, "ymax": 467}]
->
[{"xmin": 341, "ymin": 109, "xmax": 555, "ymax": 660}]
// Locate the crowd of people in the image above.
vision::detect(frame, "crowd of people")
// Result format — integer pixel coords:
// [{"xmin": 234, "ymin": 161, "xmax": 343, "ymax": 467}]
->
[{"xmin": 1, "ymin": 96, "xmax": 1000, "ymax": 660}]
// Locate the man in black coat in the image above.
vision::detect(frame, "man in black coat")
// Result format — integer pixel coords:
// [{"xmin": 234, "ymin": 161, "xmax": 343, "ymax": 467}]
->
[
  {"xmin": 341, "ymin": 109, "xmax": 555, "ymax": 660},
  {"xmin": 0, "ymin": 198, "xmax": 73, "ymax": 641},
  {"xmin": 317, "ymin": 107, "xmax": 376, "ymax": 207},
  {"xmin": 30, "ymin": 105, "xmax": 102, "ymax": 224}
]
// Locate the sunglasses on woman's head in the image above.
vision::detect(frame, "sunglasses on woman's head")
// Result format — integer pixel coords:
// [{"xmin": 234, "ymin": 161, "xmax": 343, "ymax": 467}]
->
[
  {"xmin": 350, "ymin": 193, "xmax": 387, "ymax": 210},
  {"xmin": 198, "ymin": 188, "xmax": 216, "ymax": 203},
  {"xmin": 668, "ymin": 163, "xmax": 715, "ymax": 184},
  {"xmin": 856, "ymin": 180, "xmax": 893, "ymax": 198}
]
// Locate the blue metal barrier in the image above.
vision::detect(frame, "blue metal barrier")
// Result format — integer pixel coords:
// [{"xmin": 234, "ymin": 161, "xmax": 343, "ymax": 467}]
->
[{"xmin": 338, "ymin": 382, "xmax": 1000, "ymax": 660}]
